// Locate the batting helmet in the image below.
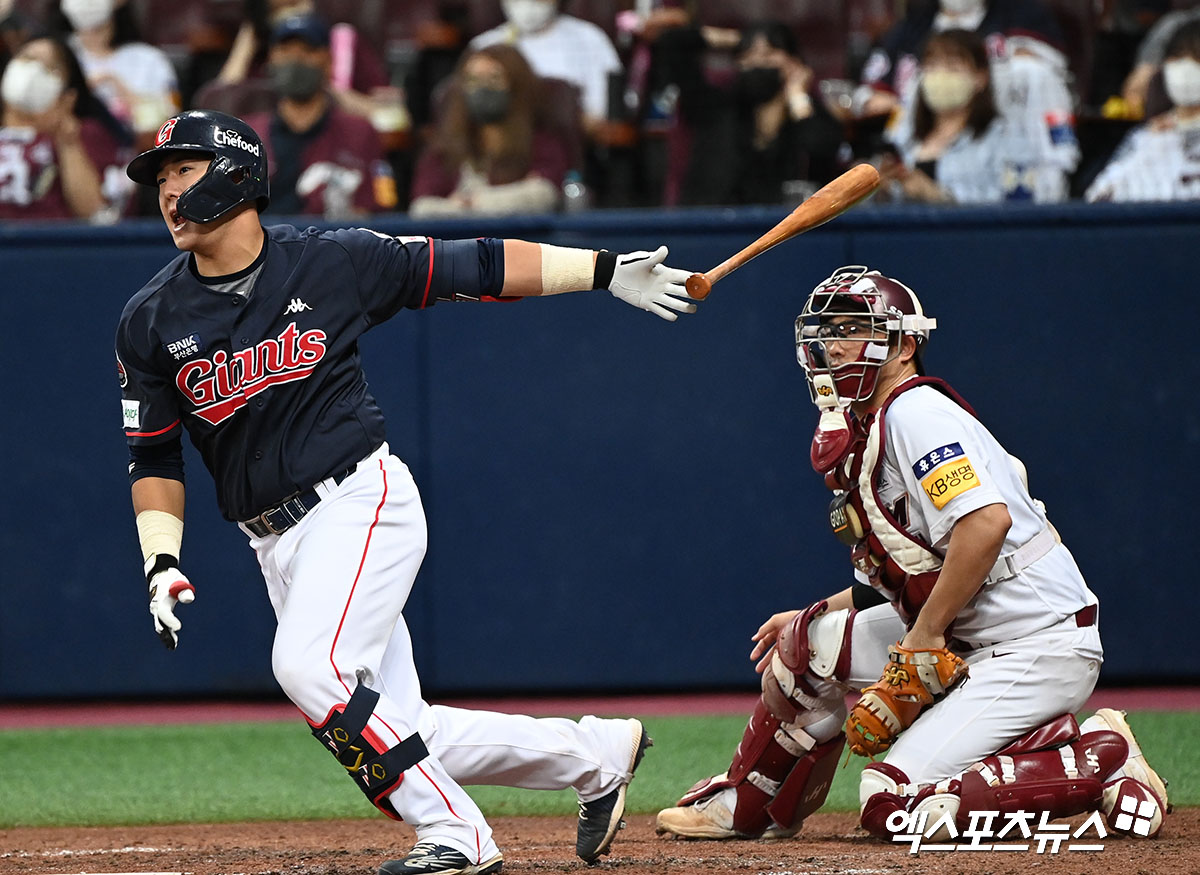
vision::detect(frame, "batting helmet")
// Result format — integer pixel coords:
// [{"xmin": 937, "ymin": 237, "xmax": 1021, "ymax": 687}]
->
[
  {"xmin": 126, "ymin": 110, "xmax": 270, "ymax": 223},
  {"xmin": 795, "ymin": 266, "xmax": 937, "ymax": 405}
]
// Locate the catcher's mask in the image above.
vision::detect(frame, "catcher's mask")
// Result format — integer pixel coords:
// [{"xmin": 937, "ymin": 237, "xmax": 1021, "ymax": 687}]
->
[{"xmin": 795, "ymin": 265, "xmax": 936, "ymax": 406}]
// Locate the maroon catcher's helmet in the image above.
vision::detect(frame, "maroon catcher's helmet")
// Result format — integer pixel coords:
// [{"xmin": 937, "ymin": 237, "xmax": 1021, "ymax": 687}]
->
[{"xmin": 795, "ymin": 265, "xmax": 936, "ymax": 405}]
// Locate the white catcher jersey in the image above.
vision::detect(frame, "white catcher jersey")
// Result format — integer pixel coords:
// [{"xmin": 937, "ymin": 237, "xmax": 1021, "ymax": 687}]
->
[{"xmin": 872, "ymin": 384, "xmax": 1096, "ymax": 645}]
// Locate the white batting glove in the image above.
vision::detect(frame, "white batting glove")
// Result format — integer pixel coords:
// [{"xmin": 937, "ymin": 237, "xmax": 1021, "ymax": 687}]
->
[
  {"xmin": 148, "ymin": 564, "xmax": 195, "ymax": 650},
  {"xmin": 608, "ymin": 245, "xmax": 697, "ymax": 321}
]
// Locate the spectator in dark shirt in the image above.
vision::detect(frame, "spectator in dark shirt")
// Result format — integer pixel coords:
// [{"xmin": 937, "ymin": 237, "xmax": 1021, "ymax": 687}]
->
[
  {"xmin": 243, "ymin": 14, "xmax": 395, "ymax": 217},
  {"xmin": 410, "ymin": 44, "xmax": 568, "ymax": 217},
  {"xmin": 654, "ymin": 20, "xmax": 844, "ymax": 206},
  {"xmin": 215, "ymin": 0, "xmax": 390, "ymax": 122}
]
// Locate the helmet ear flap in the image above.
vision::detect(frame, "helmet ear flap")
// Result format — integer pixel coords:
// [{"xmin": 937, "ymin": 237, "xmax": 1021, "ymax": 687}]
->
[{"xmin": 176, "ymin": 155, "xmax": 266, "ymax": 224}]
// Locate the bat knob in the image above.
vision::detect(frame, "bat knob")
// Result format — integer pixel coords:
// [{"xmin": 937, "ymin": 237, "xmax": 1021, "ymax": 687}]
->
[{"xmin": 685, "ymin": 273, "xmax": 712, "ymax": 300}]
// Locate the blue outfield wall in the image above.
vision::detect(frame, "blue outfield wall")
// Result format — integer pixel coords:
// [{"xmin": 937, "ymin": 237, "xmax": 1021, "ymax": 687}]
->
[{"xmin": 0, "ymin": 201, "xmax": 1196, "ymax": 700}]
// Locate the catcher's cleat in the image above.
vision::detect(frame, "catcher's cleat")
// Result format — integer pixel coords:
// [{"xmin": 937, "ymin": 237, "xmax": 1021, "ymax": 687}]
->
[
  {"xmin": 576, "ymin": 719, "xmax": 653, "ymax": 864},
  {"xmin": 655, "ymin": 793, "xmax": 799, "ymax": 840},
  {"xmin": 1086, "ymin": 708, "xmax": 1171, "ymax": 812},
  {"xmin": 378, "ymin": 843, "xmax": 502, "ymax": 875}
]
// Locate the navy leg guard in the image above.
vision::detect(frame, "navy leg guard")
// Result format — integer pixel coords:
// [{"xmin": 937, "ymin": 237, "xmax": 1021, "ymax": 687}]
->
[{"xmin": 311, "ymin": 684, "xmax": 429, "ymax": 820}]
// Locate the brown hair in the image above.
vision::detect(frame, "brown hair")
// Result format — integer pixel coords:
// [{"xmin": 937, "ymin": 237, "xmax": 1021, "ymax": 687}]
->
[
  {"xmin": 912, "ymin": 29, "xmax": 997, "ymax": 142},
  {"xmin": 433, "ymin": 44, "xmax": 545, "ymax": 185}
]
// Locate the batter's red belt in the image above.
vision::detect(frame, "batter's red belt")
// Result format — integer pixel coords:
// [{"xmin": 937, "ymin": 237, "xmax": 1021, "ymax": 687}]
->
[{"xmin": 242, "ymin": 463, "xmax": 359, "ymax": 537}]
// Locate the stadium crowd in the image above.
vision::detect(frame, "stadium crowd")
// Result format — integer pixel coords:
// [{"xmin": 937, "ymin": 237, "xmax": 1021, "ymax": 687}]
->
[{"xmin": 0, "ymin": 0, "xmax": 1197, "ymax": 222}]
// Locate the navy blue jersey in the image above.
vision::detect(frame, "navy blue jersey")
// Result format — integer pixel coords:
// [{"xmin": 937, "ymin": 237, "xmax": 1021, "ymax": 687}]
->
[{"xmin": 116, "ymin": 224, "xmax": 505, "ymax": 521}]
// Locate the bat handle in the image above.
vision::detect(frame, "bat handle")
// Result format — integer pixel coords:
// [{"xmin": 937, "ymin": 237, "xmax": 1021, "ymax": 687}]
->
[{"xmin": 685, "ymin": 273, "xmax": 713, "ymax": 300}]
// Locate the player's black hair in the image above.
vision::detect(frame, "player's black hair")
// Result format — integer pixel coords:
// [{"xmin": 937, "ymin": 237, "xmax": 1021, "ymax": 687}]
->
[
  {"xmin": 1165, "ymin": 19, "xmax": 1200, "ymax": 61},
  {"xmin": 737, "ymin": 20, "xmax": 801, "ymax": 61},
  {"xmin": 912, "ymin": 28, "xmax": 997, "ymax": 142}
]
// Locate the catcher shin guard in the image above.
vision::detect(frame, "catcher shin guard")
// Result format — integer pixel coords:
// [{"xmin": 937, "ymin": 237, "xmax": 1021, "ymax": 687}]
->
[
  {"xmin": 859, "ymin": 718, "xmax": 1133, "ymax": 840},
  {"xmin": 310, "ymin": 684, "xmax": 429, "ymax": 820},
  {"xmin": 670, "ymin": 602, "xmax": 854, "ymax": 836}
]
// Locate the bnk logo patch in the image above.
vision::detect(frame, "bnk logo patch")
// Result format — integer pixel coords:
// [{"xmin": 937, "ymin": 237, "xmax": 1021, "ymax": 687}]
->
[{"xmin": 912, "ymin": 442, "xmax": 979, "ymax": 510}]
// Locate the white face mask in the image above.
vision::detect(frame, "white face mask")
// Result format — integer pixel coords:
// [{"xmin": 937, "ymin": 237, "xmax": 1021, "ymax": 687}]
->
[
  {"xmin": 501, "ymin": 0, "xmax": 555, "ymax": 34},
  {"xmin": 940, "ymin": 0, "xmax": 984, "ymax": 16},
  {"xmin": 61, "ymin": 0, "xmax": 115, "ymax": 32},
  {"xmin": 1164, "ymin": 57, "xmax": 1200, "ymax": 108},
  {"xmin": 1, "ymin": 57, "xmax": 66, "ymax": 114},
  {"xmin": 920, "ymin": 68, "xmax": 978, "ymax": 112}
]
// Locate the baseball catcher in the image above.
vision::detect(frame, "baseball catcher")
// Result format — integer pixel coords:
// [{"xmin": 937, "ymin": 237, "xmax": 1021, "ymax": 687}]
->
[{"xmin": 655, "ymin": 265, "xmax": 1168, "ymax": 843}]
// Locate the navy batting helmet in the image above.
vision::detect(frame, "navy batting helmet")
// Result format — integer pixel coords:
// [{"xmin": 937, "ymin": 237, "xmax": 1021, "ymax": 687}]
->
[{"xmin": 126, "ymin": 110, "xmax": 270, "ymax": 223}]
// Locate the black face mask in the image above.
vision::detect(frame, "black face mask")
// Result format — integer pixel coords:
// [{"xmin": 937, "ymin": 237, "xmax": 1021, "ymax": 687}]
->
[
  {"xmin": 464, "ymin": 87, "xmax": 511, "ymax": 124},
  {"xmin": 737, "ymin": 66, "xmax": 784, "ymax": 105},
  {"xmin": 270, "ymin": 61, "xmax": 325, "ymax": 101}
]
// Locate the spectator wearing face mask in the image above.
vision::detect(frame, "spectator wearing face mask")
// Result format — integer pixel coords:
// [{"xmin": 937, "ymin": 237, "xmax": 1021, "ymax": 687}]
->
[
  {"xmin": 469, "ymin": 0, "xmax": 621, "ymax": 137},
  {"xmin": 52, "ymin": 0, "xmax": 179, "ymax": 148},
  {"xmin": 213, "ymin": 0, "xmax": 391, "ymax": 124},
  {"xmin": 1119, "ymin": 4, "xmax": 1200, "ymax": 118},
  {"xmin": 0, "ymin": 33, "xmax": 132, "ymax": 220},
  {"xmin": 1087, "ymin": 19, "xmax": 1200, "ymax": 201},
  {"xmin": 241, "ymin": 14, "xmax": 396, "ymax": 218},
  {"xmin": 882, "ymin": 29, "xmax": 1075, "ymax": 202},
  {"xmin": 855, "ymin": 0, "xmax": 1065, "ymax": 121},
  {"xmin": 409, "ymin": 44, "xmax": 567, "ymax": 217},
  {"xmin": 873, "ymin": 29, "xmax": 1010, "ymax": 203},
  {"xmin": 716, "ymin": 22, "xmax": 844, "ymax": 205}
]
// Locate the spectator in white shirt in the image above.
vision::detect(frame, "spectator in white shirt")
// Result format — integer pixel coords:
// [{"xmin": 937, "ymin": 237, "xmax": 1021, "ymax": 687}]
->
[
  {"xmin": 470, "ymin": 0, "xmax": 621, "ymax": 136},
  {"xmin": 53, "ymin": 0, "xmax": 179, "ymax": 149},
  {"xmin": 1088, "ymin": 19, "xmax": 1200, "ymax": 202}
]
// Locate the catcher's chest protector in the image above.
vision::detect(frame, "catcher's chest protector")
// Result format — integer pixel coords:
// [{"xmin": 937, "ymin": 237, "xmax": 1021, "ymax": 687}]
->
[{"xmin": 821, "ymin": 378, "xmax": 976, "ymax": 624}]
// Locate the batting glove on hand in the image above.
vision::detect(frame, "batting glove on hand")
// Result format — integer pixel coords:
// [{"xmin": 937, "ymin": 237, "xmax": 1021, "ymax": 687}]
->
[
  {"xmin": 148, "ymin": 565, "xmax": 195, "ymax": 650},
  {"xmin": 609, "ymin": 246, "xmax": 697, "ymax": 321}
]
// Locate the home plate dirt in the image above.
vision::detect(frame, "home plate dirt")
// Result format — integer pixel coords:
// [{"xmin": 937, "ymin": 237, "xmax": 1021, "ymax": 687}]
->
[{"xmin": 2, "ymin": 810, "xmax": 1197, "ymax": 875}]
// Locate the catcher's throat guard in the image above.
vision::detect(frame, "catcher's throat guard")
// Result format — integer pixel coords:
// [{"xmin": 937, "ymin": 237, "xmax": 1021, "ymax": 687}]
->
[{"xmin": 310, "ymin": 684, "xmax": 429, "ymax": 819}]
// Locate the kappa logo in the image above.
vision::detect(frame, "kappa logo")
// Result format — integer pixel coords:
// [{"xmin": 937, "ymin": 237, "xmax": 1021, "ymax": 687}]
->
[
  {"xmin": 175, "ymin": 322, "xmax": 327, "ymax": 425},
  {"xmin": 155, "ymin": 118, "xmax": 178, "ymax": 146},
  {"xmin": 284, "ymin": 297, "xmax": 313, "ymax": 315}
]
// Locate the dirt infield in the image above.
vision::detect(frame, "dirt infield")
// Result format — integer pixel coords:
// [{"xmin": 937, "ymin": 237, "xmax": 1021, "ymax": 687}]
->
[{"xmin": 3, "ymin": 809, "xmax": 1197, "ymax": 875}]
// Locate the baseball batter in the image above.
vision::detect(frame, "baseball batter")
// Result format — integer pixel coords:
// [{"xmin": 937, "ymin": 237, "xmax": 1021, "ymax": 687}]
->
[
  {"xmin": 656, "ymin": 266, "xmax": 1169, "ymax": 843},
  {"xmin": 115, "ymin": 110, "xmax": 689, "ymax": 875}
]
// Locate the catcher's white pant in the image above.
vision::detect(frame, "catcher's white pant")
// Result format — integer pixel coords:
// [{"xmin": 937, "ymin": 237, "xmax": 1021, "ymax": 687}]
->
[
  {"xmin": 242, "ymin": 444, "xmax": 638, "ymax": 863},
  {"xmin": 813, "ymin": 603, "xmax": 1103, "ymax": 784}
]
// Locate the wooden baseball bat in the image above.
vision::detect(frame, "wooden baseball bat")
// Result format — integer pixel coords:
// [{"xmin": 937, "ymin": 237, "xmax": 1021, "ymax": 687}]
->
[{"xmin": 684, "ymin": 164, "xmax": 882, "ymax": 300}]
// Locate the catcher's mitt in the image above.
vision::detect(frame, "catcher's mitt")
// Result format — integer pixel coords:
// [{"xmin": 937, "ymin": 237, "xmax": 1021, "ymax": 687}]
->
[{"xmin": 845, "ymin": 643, "xmax": 968, "ymax": 757}]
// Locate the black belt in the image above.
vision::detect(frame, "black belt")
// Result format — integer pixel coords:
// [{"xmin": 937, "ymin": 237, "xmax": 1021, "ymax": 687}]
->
[{"xmin": 242, "ymin": 463, "xmax": 359, "ymax": 537}]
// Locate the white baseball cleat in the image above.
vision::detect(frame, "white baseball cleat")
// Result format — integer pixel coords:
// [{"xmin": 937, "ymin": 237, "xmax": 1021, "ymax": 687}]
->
[
  {"xmin": 1084, "ymin": 708, "xmax": 1170, "ymax": 811},
  {"xmin": 655, "ymin": 792, "xmax": 799, "ymax": 840}
]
